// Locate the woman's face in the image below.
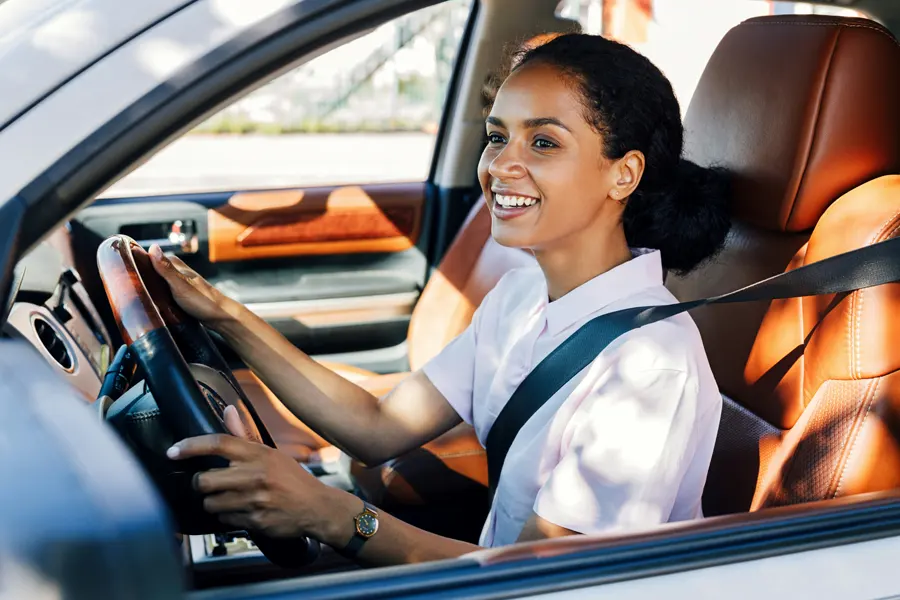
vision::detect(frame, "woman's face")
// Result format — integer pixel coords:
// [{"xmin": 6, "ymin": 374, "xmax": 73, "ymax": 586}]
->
[{"xmin": 477, "ymin": 62, "xmax": 627, "ymax": 250}]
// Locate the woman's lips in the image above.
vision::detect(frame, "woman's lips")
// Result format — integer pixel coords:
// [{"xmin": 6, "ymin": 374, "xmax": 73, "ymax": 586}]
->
[{"xmin": 491, "ymin": 193, "xmax": 540, "ymax": 220}]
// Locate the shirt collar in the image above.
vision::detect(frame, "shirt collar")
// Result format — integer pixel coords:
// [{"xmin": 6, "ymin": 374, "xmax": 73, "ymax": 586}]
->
[{"xmin": 542, "ymin": 248, "xmax": 664, "ymax": 336}]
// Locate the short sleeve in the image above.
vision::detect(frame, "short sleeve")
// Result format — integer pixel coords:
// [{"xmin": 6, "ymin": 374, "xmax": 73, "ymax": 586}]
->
[
  {"xmin": 533, "ymin": 367, "xmax": 700, "ymax": 534},
  {"xmin": 419, "ymin": 302, "xmax": 485, "ymax": 425}
]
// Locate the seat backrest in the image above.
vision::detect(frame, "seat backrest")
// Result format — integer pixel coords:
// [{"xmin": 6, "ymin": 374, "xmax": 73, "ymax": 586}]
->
[
  {"xmin": 666, "ymin": 15, "xmax": 900, "ymax": 515},
  {"xmin": 406, "ymin": 201, "xmax": 536, "ymax": 371}
]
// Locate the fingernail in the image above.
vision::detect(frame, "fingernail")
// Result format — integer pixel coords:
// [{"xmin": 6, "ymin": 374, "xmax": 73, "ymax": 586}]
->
[{"xmin": 166, "ymin": 445, "xmax": 180, "ymax": 459}]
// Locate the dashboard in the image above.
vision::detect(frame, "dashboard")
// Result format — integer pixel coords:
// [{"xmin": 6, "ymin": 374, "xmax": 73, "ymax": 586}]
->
[
  {"xmin": 0, "ymin": 225, "xmax": 361, "ymax": 580},
  {"xmin": 1, "ymin": 227, "xmax": 111, "ymax": 402}
]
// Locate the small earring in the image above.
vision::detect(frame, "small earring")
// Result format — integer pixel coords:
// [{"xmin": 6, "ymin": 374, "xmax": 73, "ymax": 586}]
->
[{"xmin": 612, "ymin": 190, "xmax": 619, "ymax": 198}]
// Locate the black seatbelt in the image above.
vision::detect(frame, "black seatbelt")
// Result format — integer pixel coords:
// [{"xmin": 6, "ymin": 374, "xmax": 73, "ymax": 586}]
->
[{"xmin": 485, "ymin": 236, "xmax": 900, "ymax": 503}]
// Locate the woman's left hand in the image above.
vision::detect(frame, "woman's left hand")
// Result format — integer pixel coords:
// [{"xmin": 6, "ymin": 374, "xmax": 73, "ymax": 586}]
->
[{"xmin": 166, "ymin": 406, "xmax": 345, "ymax": 541}]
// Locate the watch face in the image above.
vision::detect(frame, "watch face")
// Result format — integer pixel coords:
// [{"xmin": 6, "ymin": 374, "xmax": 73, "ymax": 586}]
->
[{"xmin": 356, "ymin": 513, "xmax": 378, "ymax": 538}]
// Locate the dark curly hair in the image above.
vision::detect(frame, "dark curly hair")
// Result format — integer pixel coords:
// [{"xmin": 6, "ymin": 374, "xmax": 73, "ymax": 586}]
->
[{"xmin": 485, "ymin": 33, "xmax": 731, "ymax": 274}]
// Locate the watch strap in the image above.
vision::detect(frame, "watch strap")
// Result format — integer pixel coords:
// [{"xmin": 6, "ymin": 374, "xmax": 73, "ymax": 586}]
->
[
  {"xmin": 338, "ymin": 501, "xmax": 378, "ymax": 559},
  {"xmin": 340, "ymin": 531, "xmax": 367, "ymax": 558}
]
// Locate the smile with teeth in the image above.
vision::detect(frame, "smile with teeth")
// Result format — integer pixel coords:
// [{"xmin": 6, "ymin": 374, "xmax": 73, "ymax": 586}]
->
[{"xmin": 493, "ymin": 194, "xmax": 539, "ymax": 208}]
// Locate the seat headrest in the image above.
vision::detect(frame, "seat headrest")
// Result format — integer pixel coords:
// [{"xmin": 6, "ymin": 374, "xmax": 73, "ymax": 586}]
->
[{"xmin": 684, "ymin": 15, "xmax": 900, "ymax": 233}]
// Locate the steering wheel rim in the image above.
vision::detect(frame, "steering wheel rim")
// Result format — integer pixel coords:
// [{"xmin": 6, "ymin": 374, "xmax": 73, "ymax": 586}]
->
[
  {"xmin": 96, "ymin": 235, "xmax": 320, "ymax": 568},
  {"xmin": 97, "ymin": 235, "xmax": 265, "ymax": 442}
]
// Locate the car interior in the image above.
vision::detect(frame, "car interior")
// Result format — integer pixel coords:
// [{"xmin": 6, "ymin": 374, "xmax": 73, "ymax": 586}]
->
[{"xmin": 2, "ymin": 0, "xmax": 900, "ymax": 596}]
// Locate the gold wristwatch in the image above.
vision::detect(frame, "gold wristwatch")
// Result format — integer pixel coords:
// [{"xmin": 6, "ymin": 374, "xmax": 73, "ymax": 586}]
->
[{"xmin": 340, "ymin": 501, "xmax": 379, "ymax": 558}]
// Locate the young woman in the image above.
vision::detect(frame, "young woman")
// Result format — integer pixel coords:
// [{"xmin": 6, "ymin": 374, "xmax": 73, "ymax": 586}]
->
[{"xmin": 154, "ymin": 33, "xmax": 730, "ymax": 566}]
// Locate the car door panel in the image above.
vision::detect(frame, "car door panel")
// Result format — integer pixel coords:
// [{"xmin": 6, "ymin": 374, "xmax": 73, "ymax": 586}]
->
[
  {"xmin": 71, "ymin": 181, "xmax": 429, "ymax": 371},
  {"xmin": 208, "ymin": 183, "xmax": 424, "ymax": 261}
]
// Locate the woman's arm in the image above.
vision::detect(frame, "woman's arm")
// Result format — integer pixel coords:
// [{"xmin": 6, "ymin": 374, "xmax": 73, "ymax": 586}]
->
[
  {"xmin": 322, "ymin": 506, "xmax": 577, "ymax": 565},
  {"xmin": 169, "ymin": 409, "xmax": 478, "ymax": 565},
  {"xmin": 214, "ymin": 309, "xmax": 461, "ymax": 465},
  {"xmin": 150, "ymin": 246, "xmax": 461, "ymax": 466},
  {"xmin": 169, "ymin": 422, "xmax": 575, "ymax": 566},
  {"xmin": 319, "ymin": 490, "xmax": 479, "ymax": 565}
]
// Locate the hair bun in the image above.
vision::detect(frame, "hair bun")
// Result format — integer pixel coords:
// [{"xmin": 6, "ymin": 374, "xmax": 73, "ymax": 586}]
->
[{"xmin": 624, "ymin": 160, "xmax": 732, "ymax": 274}]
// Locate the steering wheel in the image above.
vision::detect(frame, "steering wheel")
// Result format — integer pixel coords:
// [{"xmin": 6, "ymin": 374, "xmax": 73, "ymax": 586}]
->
[{"xmin": 96, "ymin": 235, "xmax": 319, "ymax": 568}]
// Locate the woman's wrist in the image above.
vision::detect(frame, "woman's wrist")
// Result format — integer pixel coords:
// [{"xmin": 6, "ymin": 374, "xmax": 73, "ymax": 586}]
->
[
  {"xmin": 206, "ymin": 297, "xmax": 248, "ymax": 337},
  {"xmin": 314, "ymin": 487, "xmax": 363, "ymax": 549}
]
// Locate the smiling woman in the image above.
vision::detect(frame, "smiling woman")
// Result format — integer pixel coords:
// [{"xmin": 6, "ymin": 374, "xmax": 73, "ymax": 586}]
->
[
  {"xmin": 480, "ymin": 34, "xmax": 731, "ymax": 281},
  {"xmin": 148, "ymin": 30, "xmax": 733, "ymax": 562},
  {"xmin": 416, "ymin": 33, "xmax": 734, "ymax": 547}
]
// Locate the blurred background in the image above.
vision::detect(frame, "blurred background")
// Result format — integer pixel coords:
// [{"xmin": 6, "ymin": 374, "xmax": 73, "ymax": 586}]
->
[{"xmin": 103, "ymin": 0, "xmax": 864, "ymax": 198}]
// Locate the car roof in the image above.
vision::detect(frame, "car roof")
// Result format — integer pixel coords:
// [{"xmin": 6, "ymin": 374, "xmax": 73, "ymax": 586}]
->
[{"xmin": 0, "ymin": 0, "xmax": 194, "ymax": 130}]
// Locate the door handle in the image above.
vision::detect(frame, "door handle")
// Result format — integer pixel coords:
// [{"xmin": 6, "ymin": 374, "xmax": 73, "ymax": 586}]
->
[{"xmin": 136, "ymin": 220, "xmax": 198, "ymax": 254}]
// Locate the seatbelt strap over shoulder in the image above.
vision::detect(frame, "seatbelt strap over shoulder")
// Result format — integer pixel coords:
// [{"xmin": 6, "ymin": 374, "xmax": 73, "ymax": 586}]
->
[{"xmin": 484, "ymin": 236, "xmax": 900, "ymax": 503}]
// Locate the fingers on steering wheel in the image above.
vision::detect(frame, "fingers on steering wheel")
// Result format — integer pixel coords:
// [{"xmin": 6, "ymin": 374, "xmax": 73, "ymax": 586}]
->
[
  {"xmin": 150, "ymin": 245, "xmax": 193, "ymax": 287},
  {"xmin": 168, "ymin": 253, "xmax": 194, "ymax": 274},
  {"xmin": 223, "ymin": 405, "xmax": 250, "ymax": 439},
  {"xmin": 168, "ymin": 433, "xmax": 259, "ymax": 461},
  {"xmin": 217, "ymin": 512, "xmax": 254, "ymax": 530},
  {"xmin": 193, "ymin": 466, "xmax": 262, "ymax": 494},
  {"xmin": 202, "ymin": 491, "xmax": 265, "ymax": 514},
  {"xmin": 149, "ymin": 244, "xmax": 176, "ymax": 276}
]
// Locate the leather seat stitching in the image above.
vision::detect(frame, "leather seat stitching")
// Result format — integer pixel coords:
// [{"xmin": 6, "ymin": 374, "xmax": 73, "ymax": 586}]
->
[
  {"xmin": 867, "ymin": 209, "xmax": 900, "ymax": 246},
  {"xmin": 848, "ymin": 291, "xmax": 856, "ymax": 379},
  {"xmin": 744, "ymin": 21, "xmax": 899, "ymax": 47},
  {"xmin": 855, "ymin": 282, "xmax": 864, "ymax": 380},
  {"xmin": 833, "ymin": 378, "xmax": 879, "ymax": 497},
  {"xmin": 853, "ymin": 212, "xmax": 900, "ymax": 378}
]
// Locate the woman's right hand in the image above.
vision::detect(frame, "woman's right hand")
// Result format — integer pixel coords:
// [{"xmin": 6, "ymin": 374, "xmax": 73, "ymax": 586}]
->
[{"xmin": 149, "ymin": 244, "xmax": 240, "ymax": 327}]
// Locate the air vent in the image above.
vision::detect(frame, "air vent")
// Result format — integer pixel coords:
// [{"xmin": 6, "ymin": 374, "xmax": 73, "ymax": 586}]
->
[{"xmin": 33, "ymin": 317, "xmax": 73, "ymax": 371}]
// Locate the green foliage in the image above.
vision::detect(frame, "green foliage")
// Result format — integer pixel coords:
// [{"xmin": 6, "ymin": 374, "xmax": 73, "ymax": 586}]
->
[{"xmin": 191, "ymin": 116, "xmax": 432, "ymax": 136}]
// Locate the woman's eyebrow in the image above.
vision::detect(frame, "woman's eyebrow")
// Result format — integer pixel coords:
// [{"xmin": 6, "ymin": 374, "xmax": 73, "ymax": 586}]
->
[
  {"xmin": 523, "ymin": 117, "xmax": 571, "ymax": 132},
  {"xmin": 485, "ymin": 116, "xmax": 571, "ymax": 132}
]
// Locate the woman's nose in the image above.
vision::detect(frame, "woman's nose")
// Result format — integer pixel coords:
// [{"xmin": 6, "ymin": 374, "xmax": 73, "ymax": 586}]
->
[{"xmin": 488, "ymin": 143, "xmax": 526, "ymax": 180}]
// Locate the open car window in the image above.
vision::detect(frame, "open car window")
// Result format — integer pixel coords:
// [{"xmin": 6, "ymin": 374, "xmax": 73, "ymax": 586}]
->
[{"xmin": 101, "ymin": 0, "xmax": 472, "ymax": 199}]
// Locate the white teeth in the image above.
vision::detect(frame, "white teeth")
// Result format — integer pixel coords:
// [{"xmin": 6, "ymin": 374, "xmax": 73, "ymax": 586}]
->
[{"xmin": 494, "ymin": 194, "xmax": 538, "ymax": 208}]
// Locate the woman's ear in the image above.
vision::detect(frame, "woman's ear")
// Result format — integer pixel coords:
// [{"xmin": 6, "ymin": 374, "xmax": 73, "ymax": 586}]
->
[{"xmin": 609, "ymin": 150, "xmax": 645, "ymax": 201}]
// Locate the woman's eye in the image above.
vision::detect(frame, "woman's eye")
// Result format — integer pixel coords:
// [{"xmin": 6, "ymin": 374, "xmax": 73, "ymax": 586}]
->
[
  {"xmin": 534, "ymin": 138, "xmax": 558, "ymax": 149},
  {"xmin": 487, "ymin": 133, "xmax": 506, "ymax": 144}
]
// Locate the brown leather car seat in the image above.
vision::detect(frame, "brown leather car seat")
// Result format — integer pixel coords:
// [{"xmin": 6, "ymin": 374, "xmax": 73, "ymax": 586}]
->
[{"xmin": 667, "ymin": 15, "xmax": 900, "ymax": 515}]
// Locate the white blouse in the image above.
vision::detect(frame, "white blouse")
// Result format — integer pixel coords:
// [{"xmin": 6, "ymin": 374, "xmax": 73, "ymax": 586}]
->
[{"xmin": 422, "ymin": 249, "xmax": 722, "ymax": 547}]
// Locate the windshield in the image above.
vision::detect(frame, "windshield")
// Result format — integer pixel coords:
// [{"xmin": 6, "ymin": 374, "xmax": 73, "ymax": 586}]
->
[{"xmin": 0, "ymin": 0, "xmax": 196, "ymax": 137}]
